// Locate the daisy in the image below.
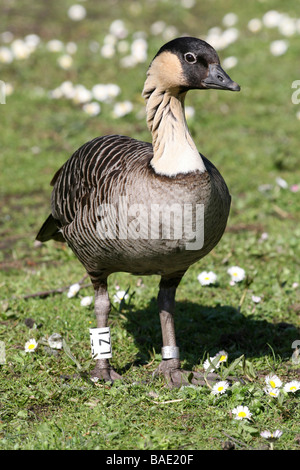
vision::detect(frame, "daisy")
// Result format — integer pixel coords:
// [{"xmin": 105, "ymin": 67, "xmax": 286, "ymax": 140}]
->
[
  {"xmin": 185, "ymin": 106, "xmax": 195, "ymax": 120},
  {"xmin": 72, "ymin": 85, "xmax": 92, "ymax": 104},
  {"xmin": 131, "ymin": 37, "xmax": 148, "ymax": 63},
  {"xmin": 109, "ymin": 19, "xmax": 128, "ymax": 39},
  {"xmin": 247, "ymin": 18, "xmax": 262, "ymax": 33},
  {"xmin": 276, "ymin": 177, "xmax": 288, "ymax": 189},
  {"xmin": 0, "ymin": 46, "xmax": 14, "ymax": 63},
  {"xmin": 203, "ymin": 351, "xmax": 227, "ymax": 371},
  {"xmin": 217, "ymin": 351, "xmax": 228, "ymax": 363},
  {"xmin": 80, "ymin": 296, "xmax": 94, "ymax": 307},
  {"xmin": 46, "ymin": 39, "xmax": 64, "ymax": 53},
  {"xmin": 113, "ymin": 290, "xmax": 129, "ymax": 304},
  {"xmin": 262, "ymin": 10, "xmax": 282, "ymax": 28},
  {"xmin": 25, "ymin": 338, "xmax": 38, "ymax": 353},
  {"xmin": 270, "ymin": 40, "xmax": 288, "ymax": 57},
  {"xmin": 106, "ymin": 83, "xmax": 121, "ymax": 100},
  {"xmin": 57, "ymin": 54, "xmax": 73, "ymax": 70},
  {"xmin": 264, "ymin": 386, "xmax": 280, "ymax": 398},
  {"xmin": 211, "ymin": 380, "xmax": 229, "ymax": 395},
  {"xmin": 227, "ymin": 266, "xmax": 245, "ymax": 283},
  {"xmin": 11, "ymin": 39, "xmax": 32, "ymax": 60},
  {"xmin": 197, "ymin": 271, "xmax": 217, "ymax": 286},
  {"xmin": 222, "ymin": 56, "xmax": 238, "ymax": 70},
  {"xmin": 232, "ymin": 405, "xmax": 252, "ymax": 420},
  {"xmin": 82, "ymin": 102, "xmax": 101, "ymax": 116},
  {"xmin": 265, "ymin": 374, "xmax": 282, "ymax": 389},
  {"xmin": 203, "ymin": 357, "xmax": 219, "ymax": 371},
  {"xmin": 68, "ymin": 4, "xmax": 86, "ymax": 21},
  {"xmin": 101, "ymin": 43, "xmax": 115, "ymax": 59},
  {"xmin": 283, "ymin": 380, "xmax": 300, "ymax": 393},
  {"xmin": 67, "ymin": 283, "xmax": 81, "ymax": 298},
  {"xmin": 222, "ymin": 13, "xmax": 238, "ymax": 28},
  {"xmin": 251, "ymin": 295, "xmax": 261, "ymax": 303},
  {"xmin": 112, "ymin": 101, "xmax": 133, "ymax": 118},
  {"xmin": 260, "ymin": 430, "xmax": 283, "ymax": 440}
]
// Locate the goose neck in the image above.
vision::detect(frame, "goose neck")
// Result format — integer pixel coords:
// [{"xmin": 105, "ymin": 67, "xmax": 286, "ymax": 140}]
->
[{"xmin": 143, "ymin": 86, "xmax": 206, "ymax": 176}]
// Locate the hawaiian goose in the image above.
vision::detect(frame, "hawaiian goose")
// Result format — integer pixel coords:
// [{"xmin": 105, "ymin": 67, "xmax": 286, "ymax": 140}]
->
[{"xmin": 37, "ymin": 37, "xmax": 240, "ymax": 387}]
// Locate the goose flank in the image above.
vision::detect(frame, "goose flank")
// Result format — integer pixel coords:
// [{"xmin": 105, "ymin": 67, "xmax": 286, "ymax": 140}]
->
[{"xmin": 37, "ymin": 37, "xmax": 240, "ymax": 387}]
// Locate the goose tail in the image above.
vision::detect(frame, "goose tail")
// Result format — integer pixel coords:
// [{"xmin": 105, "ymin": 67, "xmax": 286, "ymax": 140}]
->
[{"xmin": 36, "ymin": 214, "xmax": 65, "ymax": 243}]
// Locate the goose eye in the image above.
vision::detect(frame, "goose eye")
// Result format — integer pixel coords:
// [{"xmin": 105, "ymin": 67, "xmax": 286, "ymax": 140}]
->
[{"xmin": 184, "ymin": 52, "xmax": 197, "ymax": 64}]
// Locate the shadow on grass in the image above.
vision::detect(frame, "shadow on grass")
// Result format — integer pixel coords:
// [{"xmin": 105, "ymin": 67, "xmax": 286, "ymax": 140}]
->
[{"xmin": 122, "ymin": 299, "xmax": 299, "ymax": 371}]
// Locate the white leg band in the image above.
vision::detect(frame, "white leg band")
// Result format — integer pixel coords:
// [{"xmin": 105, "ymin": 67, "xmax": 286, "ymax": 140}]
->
[
  {"xmin": 162, "ymin": 346, "xmax": 180, "ymax": 359},
  {"xmin": 90, "ymin": 327, "xmax": 112, "ymax": 359}
]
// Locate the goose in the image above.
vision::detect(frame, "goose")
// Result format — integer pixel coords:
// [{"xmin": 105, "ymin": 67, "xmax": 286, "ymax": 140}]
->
[{"xmin": 37, "ymin": 37, "xmax": 240, "ymax": 387}]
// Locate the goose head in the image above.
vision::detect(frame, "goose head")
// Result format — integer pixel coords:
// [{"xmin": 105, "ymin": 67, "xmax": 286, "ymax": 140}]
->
[{"xmin": 144, "ymin": 36, "xmax": 240, "ymax": 95}]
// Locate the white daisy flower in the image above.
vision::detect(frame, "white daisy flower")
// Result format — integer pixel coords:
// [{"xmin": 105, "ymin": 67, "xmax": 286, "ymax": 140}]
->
[
  {"xmin": 150, "ymin": 21, "xmax": 166, "ymax": 36},
  {"xmin": 109, "ymin": 19, "xmax": 128, "ymax": 39},
  {"xmin": 72, "ymin": 85, "xmax": 92, "ymax": 104},
  {"xmin": 203, "ymin": 358, "xmax": 218, "ymax": 371},
  {"xmin": 131, "ymin": 37, "xmax": 148, "ymax": 63},
  {"xmin": 106, "ymin": 83, "xmax": 121, "ymax": 99},
  {"xmin": 260, "ymin": 430, "xmax": 283, "ymax": 440},
  {"xmin": 11, "ymin": 39, "xmax": 31, "ymax": 60},
  {"xmin": 82, "ymin": 101, "xmax": 101, "ymax": 116},
  {"xmin": 232, "ymin": 405, "xmax": 252, "ymax": 420},
  {"xmin": 227, "ymin": 266, "xmax": 246, "ymax": 283},
  {"xmin": 101, "ymin": 43, "xmax": 115, "ymax": 59},
  {"xmin": 278, "ymin": 16, "xmax": 296, "ymax": 37},
  {"xmin": 67, "ymin": 283, "xmax": 81, "ymax": 298},
  {"xmin": 222, "ymin": 56, "xmax": 238, "ymax": 70},
  {"xmin": 66, "ymin": 42, "xmax": 77, "ymax": 55},
  {"xmin": 57, "ymin": 54, "xmax": 73, "ymax": 70},
  {"xmin": 25, "ymin": 34, "xmax": 40, "ymax": 49},
  {"xmin": 265, "ymin": 374, "xmax": 282, "ymax": 389},
  {"xmin": 264, "ymin": 386, "xmax": 280, "ymax": 398},
  {"xmin": 211, "ymin": 380, "xmax": 229, "ymax": 395},
  {"xmin": 251, "ymin": 295, "xmax": 261, "ymax": 303},
  {"xmin": 113, "ymin": 290, "xmax": 129, "ymax": 304},
  {"xmin": 222, "ymin": 13, "xmax": 238, "ymax": 27},
  {"xmin": 181, "ymin": 0, "xmax": 195, "ymax": 8},
  {"xmin": 0, "ymin": 46, "xmax": 14, "ymax": 63},
  {"xmin": 247, "ymin": 18, "xmax": 262, "ymax": 33},
  {"xmin": 120, "ymin": 55, "xmax": 138, "ymax": 68},
  {"xmin": 283, "ymin": 380, "xmax": 300, "ymax": 393},
  {"xmin": 25, "ymin": 338, "xmax": 38, "ymax": 353},
  {"xmin": 276, "ymin": 177, "xmax": 288, "ymax": 189},
  {"xmin": 112, "ymin": 101, "xmax": 133, "ymax": 118},
  {"xmin": 185, "ymin": 106, "xmax": 195, "ymax": 120},
  {"xmin": 197, "ymin": 271, "xmax": 217, "ymax": 286},
  {"xmin": 262, "ymin": 10, "xmax": 283, "ymax": 28},
  {"xmin": 270, "ymin": 40, "xmax": 288, "ymax": 57},
  {"xmin": 80, "ymin": 296, "xmax": 94, "ymax": 307},
  {"xmin": 68, "ymin": 4, "xmax": 86, "ymax": 21},
  {"xmin": 46, "ymin": 39, "xmax": 64, "ymax": 52},
  {"xmin": 203, "ymin": 351, "xmax": 227, "ymax": 371},
  {"xmin": 217, "ymin": 351, "xmax": 228, "ymax": 363},
  {"xmin": 59, "ymin": 80, "xmax": 76, "ymax": 99}
]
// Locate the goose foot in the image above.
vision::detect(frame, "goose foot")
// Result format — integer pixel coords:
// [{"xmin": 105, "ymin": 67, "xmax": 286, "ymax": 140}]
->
[
  {"xmin": 91, "ymin": 364, "xmax": 123, "ymax": 384},
  {"xmin": 153, "ymin": 359, "xmax": 221, "ymax": 388}
]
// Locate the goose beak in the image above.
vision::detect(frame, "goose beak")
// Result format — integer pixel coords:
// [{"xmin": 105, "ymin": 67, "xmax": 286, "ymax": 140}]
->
[{"xmin": 202, "ymin": 63, "xmax": 240, "ymax": 91}]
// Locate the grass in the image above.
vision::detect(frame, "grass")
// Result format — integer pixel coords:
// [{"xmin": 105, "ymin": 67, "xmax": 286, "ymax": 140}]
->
[{"xmin": 1, "ymin": 0, "xmax": 300, "ymax": 451}]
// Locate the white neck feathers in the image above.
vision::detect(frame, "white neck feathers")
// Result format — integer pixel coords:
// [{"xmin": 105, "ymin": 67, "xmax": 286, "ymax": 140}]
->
[{"xmin": 142, "ymin": 58, "xmax": 206, "ymax": 177}]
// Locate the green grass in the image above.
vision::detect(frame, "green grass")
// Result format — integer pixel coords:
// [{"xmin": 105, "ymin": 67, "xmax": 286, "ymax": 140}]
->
[{"xmin": 1, "ymin": 0, "xmax": 300, "ymax": 450}]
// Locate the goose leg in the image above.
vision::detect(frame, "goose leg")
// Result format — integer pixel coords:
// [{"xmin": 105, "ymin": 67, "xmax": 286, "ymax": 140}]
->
[
  {"xmin": 154, "ymin": 276, "xmax": 219, "ymax": 388},
  {"xmin": 90, "ymin": 279, "xmax": 123, "ymax": 383}
]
